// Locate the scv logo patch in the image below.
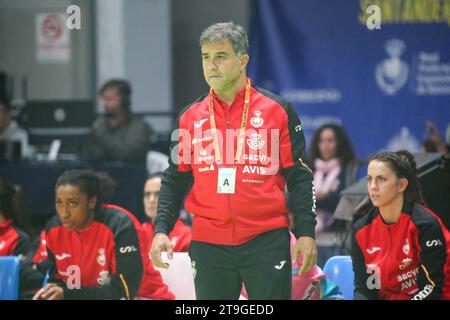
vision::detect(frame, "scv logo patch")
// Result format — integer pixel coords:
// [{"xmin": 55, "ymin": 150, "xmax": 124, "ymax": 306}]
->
[
  {"xmin": 426, "ymin": 239, "xmax": 443, "ymax": 247},
  {"xmin": 120, "ymin": 245, "xmax": 137, "ymax": 254}
]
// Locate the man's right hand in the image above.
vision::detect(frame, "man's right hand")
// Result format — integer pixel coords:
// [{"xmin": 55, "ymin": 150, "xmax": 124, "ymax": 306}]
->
[{"xmin": 150, "ymin": 233, "xmax": 173, "ymax": 269}]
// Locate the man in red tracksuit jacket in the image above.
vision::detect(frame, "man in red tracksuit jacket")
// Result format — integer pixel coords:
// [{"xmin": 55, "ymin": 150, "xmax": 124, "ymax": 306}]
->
[{"xmin": 150, "ymin": 22, "xmax": 317, "ymax": 300}]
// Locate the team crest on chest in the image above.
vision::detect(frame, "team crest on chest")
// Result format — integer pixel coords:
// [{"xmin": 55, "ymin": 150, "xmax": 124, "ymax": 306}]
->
[
  {"xmin": 97, "ymin": 248, "xmax": 106, "ymax": 266},
  {"xmin": 250, "ymin": 110, "xmax": 264, "ymax": 128},
  {"xmin": 247, "ymin": 133, "xmax": 265, "ymax": 150},
  {"xmin": 403, "ymin": 239, "xmax": 410, "ymax": 255}
]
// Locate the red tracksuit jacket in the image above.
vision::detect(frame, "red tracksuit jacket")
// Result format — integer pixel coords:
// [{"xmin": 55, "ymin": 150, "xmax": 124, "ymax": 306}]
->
[
  {"xmin": 0, "ymin": 219, "xmax": 30, "ymax": 257},
  {"xmin": 352, "ymin": 202, "xmax": 450, "ymax": 300},
  {"xmin": 142, "ymin": 220, "xmax": 191, "ymax": 252},
  {"xmin": 155, "ymin": 81, "xmax": 316, "ymax": 245},
  {"xmin": 45, "ymin": 204, "xmax": 174, "ymax": 300}
]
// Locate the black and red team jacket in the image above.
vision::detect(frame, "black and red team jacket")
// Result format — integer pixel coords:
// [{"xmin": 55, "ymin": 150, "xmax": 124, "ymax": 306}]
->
[
  {"xmin": 46, "ymin": 204, "xmax": 174, "ymax": 300},
  {"xmin": 0, "ymin": 219, "xmax": 30, "ymax": 256},
  {"xmin": 155, "ymin": 81, "xmax": 316, "ymax": 245},
  {"xmin": 352, "ymin": 202, "xmax": 450, "ymax": 300}
]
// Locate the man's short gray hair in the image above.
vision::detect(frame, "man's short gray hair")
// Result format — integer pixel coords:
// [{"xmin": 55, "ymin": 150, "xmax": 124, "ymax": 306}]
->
[{"xmin": 199, "ymin": 22, "xmax": 249, "ymax": 57}]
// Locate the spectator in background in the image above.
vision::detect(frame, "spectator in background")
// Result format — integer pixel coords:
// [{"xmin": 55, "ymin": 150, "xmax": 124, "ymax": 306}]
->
[
  {"xmin": 33, "ymin": 170, "xmax": 174, "ymax": 300},
  {"xmin": 421, "ymin": 121, "xmax": 450, "ymax": 155},
  {"xmin": 142, "ymin": 172, "xmax": 191, "ymax": 252},
  {"xmin": 82, "ymin": 79, "xmax": 153, "ymax": 163},
  {"xmin": 309, "ymin": 123, "xmax": 356, "ymax": 233},
  {"xmin": 0, "ymin": 97, "xmax": 33, "ymax": 160}
]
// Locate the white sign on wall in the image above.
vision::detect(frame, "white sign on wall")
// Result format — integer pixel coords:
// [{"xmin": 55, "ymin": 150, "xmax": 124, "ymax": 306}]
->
[{"xmin": 36, "ymin": 13, "xmax": 71, "ymax": 63}]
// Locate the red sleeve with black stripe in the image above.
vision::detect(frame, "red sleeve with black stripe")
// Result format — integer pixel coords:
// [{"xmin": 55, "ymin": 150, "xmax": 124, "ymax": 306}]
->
[
  {"xmin": 154, "ymin": 100, "xmax": 200, "ymax": 236},
  {"xmin": 279, "ymin": 103, "xmax": 316, "ymax": 238},
  {"xmin": 255, "ymin": 87, "xmax": 316, "ymax": 239},
  {"xmin": 411, "ymin": 205, "xmax": 450, "ymax": 300}
]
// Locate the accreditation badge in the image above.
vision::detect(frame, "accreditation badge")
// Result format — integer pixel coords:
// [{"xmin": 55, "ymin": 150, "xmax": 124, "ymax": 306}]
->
[{"xmin": 217, "ymin": 167, "xmax": 236, "ymax": 194}]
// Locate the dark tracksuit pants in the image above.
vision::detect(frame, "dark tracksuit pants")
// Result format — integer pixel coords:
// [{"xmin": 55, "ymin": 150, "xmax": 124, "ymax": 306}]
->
[{"xmin": 188, "ymin": 227, "xmax": 291, "ymax": 300}]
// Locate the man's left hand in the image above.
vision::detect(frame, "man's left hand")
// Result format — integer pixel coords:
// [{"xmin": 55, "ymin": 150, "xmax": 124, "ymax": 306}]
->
[{"xmin": 292, "ymin": 236, "xmax": 318, "ymax": 274}]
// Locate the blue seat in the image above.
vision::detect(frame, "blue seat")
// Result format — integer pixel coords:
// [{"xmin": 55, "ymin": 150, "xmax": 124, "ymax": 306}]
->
[
  {"xmin": 323, "ymin": 255, "xmax": 354, "ymax": 300},
  {"xmin": 0, "ymin": 256, "xmax": 21, "ymax": 300}
]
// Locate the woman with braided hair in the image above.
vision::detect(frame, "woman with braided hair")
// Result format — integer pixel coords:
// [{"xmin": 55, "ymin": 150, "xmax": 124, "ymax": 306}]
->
[
  {"xmin": 33, "ymin": 169, "xmax": 174, "ymax": 300},
  {"xmin": 352, "ymin": 150, "xmax": 450, "ymax": 300}
]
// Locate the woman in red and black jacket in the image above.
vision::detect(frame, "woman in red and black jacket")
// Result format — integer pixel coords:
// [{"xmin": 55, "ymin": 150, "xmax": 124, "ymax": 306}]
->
[
  {"xmin": 0, "ymin": 177, "xmax": 32, "ymax": 257},
  {"xmin": 352, "ymin": 150, "xmax": 450, "ymax": 300},
  {"xmin": 0, "ymin": 177, "xmax": 46, "ymax": 297},
  {"xmin": 33, "ymin": 170, "xmax": 174, "ymax": 300}
]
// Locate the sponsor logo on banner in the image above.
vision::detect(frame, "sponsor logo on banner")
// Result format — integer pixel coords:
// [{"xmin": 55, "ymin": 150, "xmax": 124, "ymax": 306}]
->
[
  {"xmin": 246, "ymin": 133, "xmax": 265, "ymax": 150},
  {"xmin": 386, "ymin": 127, "xmax": 420, "ymax": 153},
  {"xmin": 375, "ymin": 39, "xmax": 409, "ymax": 95},
  {"xmin": 250, "ymin": 110, "xmax": 264, "ymax": 128}
]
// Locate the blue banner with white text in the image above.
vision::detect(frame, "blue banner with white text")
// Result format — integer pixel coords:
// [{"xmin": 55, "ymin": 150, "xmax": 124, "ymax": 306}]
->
[{"xmin": 248, "ymin": 0, "xmax": 450, "ymax": 159}]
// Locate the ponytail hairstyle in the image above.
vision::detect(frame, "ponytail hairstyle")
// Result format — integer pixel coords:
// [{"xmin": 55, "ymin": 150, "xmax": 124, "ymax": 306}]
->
[
  {"xmin": 55, "ymin": 170, "xmax": 116, "ymax": 207},
  {"xmin": 0, "ymin": 177, "xmax": 33, "ymax": 236},
  {"xmin": 369, "ymin": 150, "xmax": 425, "ymax": 205}
]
